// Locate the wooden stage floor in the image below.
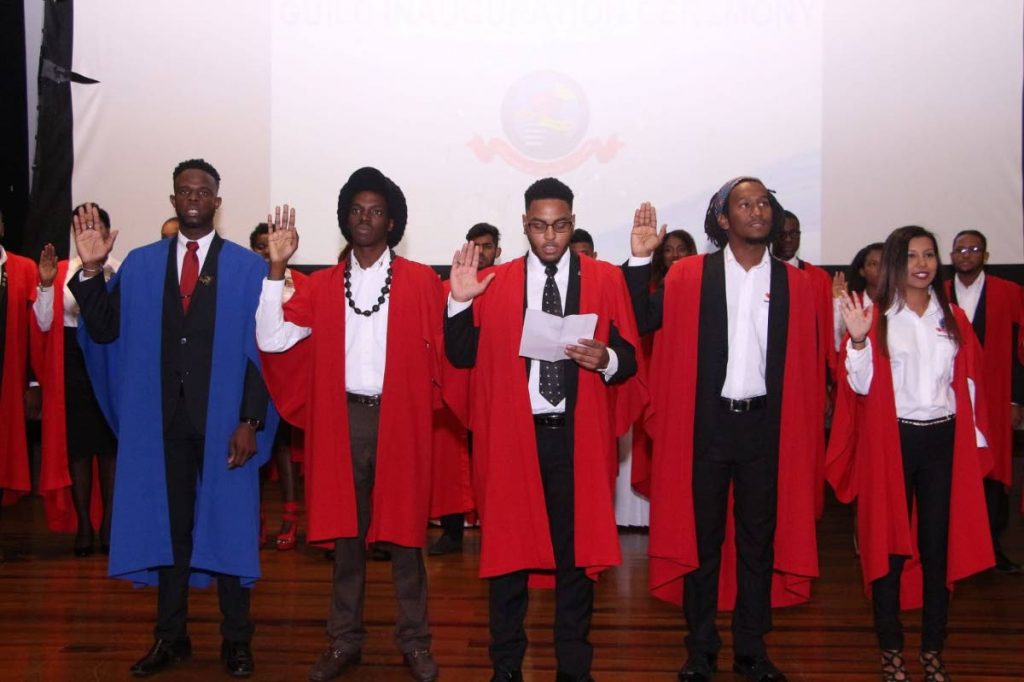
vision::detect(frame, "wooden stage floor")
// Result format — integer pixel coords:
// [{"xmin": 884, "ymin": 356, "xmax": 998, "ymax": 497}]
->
[{"xmin": 1, "ymin": 486, "xmax": 1022, "ymax": 681}]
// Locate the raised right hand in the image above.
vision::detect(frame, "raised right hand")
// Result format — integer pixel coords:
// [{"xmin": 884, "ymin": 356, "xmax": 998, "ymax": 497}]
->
[
  {"xmin": 831, "ymin": 271, "xmax": 847, "ymax": 299},
  {"xmin": 630, "ymin": 202, "xmax": 666, "ymax": 258},
  {"xmin": 267, "ymin": 205, "xmax": 298, "ymax": 279},
  {"xmin": 71, "ymin": 204, "xmax": 117, "ymax": 270},
  {"xmin": 38, "ymin": 243, "xmax": 58, "ymax": 287},
  {"xmin": 449, "ymin": 242, "xmax": 495, "ymax": 303},
  {"xmin": 839, "ymin": 290, "xmax": 872, "ymax": 343}
]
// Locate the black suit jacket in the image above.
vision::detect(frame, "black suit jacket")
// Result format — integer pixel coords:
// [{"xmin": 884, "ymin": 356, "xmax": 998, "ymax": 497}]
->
[
  {"xmin": 69, "ymin": 235, "xmax": 268, "ymax": 435},
  {"xmin": 445, "ymin": 252, "xmax": 637, "ymax": 424}
]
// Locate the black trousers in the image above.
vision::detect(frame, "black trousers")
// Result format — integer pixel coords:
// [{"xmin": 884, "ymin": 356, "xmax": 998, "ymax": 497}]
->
[
  {"xmin": 155, "ymin": 401, "xmax": 252, "ymax": 643},
  {"xmin": 489, "ymin": 421, "xmax": 593, "ymax": 678},
  {"xmin": 326, "ymin": 398, "xmax": 430, "ymax": 654},
  {"xmin": 684, "ymin": 405, "xmax": 778, "ymax": 659},
  {"xmin": 872, "ymin": 419, "xmax": 954, "ymax": 653},
  {"xmin": 984, "ymin": 478, "xmax": 1010, "ymax": 554}
]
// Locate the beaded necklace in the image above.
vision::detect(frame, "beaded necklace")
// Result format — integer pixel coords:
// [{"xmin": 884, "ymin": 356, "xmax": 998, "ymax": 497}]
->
[{"xmin": 344, "ymin": 249, "xmax": 393, "ymax": 317}]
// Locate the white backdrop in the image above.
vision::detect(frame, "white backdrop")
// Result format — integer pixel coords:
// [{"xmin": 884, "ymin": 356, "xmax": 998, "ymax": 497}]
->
[{"xmin": 68, "ymin": 0, "xmax": 1022, "ymax": 265}]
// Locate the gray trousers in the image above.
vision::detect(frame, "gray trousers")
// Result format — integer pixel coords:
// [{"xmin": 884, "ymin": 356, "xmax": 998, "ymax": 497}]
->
[{"xmin": 325, "ymin": 398, "xmax": 431, "ymax": 653}]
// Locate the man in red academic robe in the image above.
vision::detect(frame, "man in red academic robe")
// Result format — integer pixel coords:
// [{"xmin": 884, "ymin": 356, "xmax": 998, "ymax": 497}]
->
[
  {"xmin": 256, "ymin": 168, "xmax": 442, "ymax": 682},
  {"xmin": 946, "ymin": 229, "xmax": 1024, "ymax": 572},
  {"xmin": 0, "ymin": 211, "xmax": 40, "ymax": 517},
  {"xmin": 428, "ymin": 222, "xmax": 503, "ymax": 556},
  {"xmin": 770, "ymin": 209, "xmax": 832, "ymax": 517},
  {"xmin": 445, "ymin": 178, "xmax": 641, "ymax": 682},
  {"xmin": 626, "ymin": 179, "xmax": 822, "ymax": 682}
]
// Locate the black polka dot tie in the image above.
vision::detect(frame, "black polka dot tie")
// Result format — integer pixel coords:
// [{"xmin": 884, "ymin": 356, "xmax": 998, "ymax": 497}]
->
[{"xmin": 539, "ymin": 263, "xmax": 565, "ymax": 406}]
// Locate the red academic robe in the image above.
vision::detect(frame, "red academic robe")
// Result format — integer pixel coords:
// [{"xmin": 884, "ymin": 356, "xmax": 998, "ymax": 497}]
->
[
  {"xmin": 36, "ymin": 259, "xmax": 104, "ymax": 532},
  {"xmin": 826, "ymin": 305, "xmax": 993, "ymax": 608},
  {"xmin": 643, "ymin": 255, "xmax": 821, "ymax": 608},
  {"xmin": 429, "ymin": 280, "xmax": 474, "ymax": 519},
  {"xmin": 1, "ymin": 251, "xmax": 40, "ymax": 502},
  {"xmin": 801, "ymin": 259, "xmax": 834, "ymax": 518},
  {"xmin": 454, "ymin": 255, "xmax": 645, "ymax": 580},
  {"xmin": 945, "ymin": 275, "xmax": 1023, "ymax": 488},
  {"xmin": 260, "ymin": 258, "xmax": 443, "ymax": 547}
]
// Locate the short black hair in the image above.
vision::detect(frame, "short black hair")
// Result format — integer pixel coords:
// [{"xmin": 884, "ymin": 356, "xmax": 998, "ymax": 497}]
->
[
  {"xmin": 703, "ymin": 180, "xmax": 785, "ymax": 249},
  {"xmin": 466, "ymin": 222, "xmax": 500, "ymax": 244},
  {"xmin": 336, "ymin": 167, "xmax": 408, "ymax": 248},
  {"xmin": 570, "ymin": 228, "xmax": 594, "ymax": 247},
  {"xmin": 249, "ymin": 222, "xmax": 269, "ymax": 249},
  {"xmin": 952, "ymin": 229, "xmax": 987, "ymax": 251},
  {"xmin": 173, "ymin": 158, "xmax": 221, "ymax": 187},
  {"xmin": 73, "ymin": 202, "xmax": 111, "ymax": 230},
  {"xmin": 783, "ymin": 210, "xmax": 800, "ymax": 226},
  {"xmin": 524, "ymin": 177, "xmax": 573, "ymax": 211}
]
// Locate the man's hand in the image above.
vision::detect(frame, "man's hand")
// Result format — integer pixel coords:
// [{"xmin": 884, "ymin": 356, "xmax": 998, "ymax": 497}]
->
[
  {"xmin": 227, "ymin": 422, "xmax": 258, "ymax": 469},
  {"xmin": 267, "ymin": 205, "xmax": 298, "ymax": 280},
  {"xmin": 832, "ymin": 271, "xmax": 847, "ymax": 299},
  {"xmin": 449, "ymin": 242, "xmax": 495, "ymax": 303},
  {"xmin": 565, "ymin": 338, "xmax": 609, "ymax": 371},
  {"xmin": 630, "ymin": 202, "xmax": 666, "ymax": 258},
  {"xmin": 24, "ymin": 386, "xmax": 42, "ymax": 420},
  {"xmin": 72, "ymin": 204, "xmax": 117, "ymax": 272},
  {"xmin": 839, "ymin": 290, "xmax": 872, "ymax": 344},
  {"xmin": 39, "ymin": 244, "xmax": 58, "ymax": 287}
]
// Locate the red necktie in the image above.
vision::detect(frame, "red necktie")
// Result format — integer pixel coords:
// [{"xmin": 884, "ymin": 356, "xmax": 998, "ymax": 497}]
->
[{"xmin": 180, "ymin": 241, "xmax": 199, "ymax": 314}]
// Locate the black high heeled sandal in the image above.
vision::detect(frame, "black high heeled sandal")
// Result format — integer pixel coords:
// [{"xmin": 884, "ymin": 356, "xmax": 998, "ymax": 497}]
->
[
  {"xmin": 919, "ymin": 650, "xmax": 951, "ymax": 682},
  {"xmin": 880, "ymin": 649, "xmax": 908, "ymax": 682}
]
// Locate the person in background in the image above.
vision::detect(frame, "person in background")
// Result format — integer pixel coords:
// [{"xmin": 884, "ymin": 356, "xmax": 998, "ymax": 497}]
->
[
  {"xmin": 161, "ymin": 217, "xmax": 180, "ymax": 240},
  {"xmin": 569, "ymin": 228, "xmax": 597, "ymax": 259}
]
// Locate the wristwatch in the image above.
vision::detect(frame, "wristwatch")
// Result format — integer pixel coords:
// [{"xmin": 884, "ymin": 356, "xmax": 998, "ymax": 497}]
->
[{"xmin": 241, "ymin": 417, "xmax": 263, "ymax": 430}]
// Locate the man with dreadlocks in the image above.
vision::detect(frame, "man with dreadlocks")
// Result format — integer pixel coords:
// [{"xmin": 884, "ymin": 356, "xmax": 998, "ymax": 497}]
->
[
  {"xmin": 625, "ymin": 178, "xmax": 822, "ymax": 682},
  {"xmin": 70, "ymin": 159, "xmax": 277, "ymax": 678},
  {"xmin": 255, "ymin": 167, "xmax": 443, "ymax": 682}
]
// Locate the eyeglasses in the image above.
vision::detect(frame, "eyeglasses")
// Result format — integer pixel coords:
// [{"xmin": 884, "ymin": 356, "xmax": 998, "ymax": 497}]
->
[
  {"xmin": 526, "ymin": 219, "xmax": 573, "ymax": 234},
  {"xmin": 953, "ymin": 245, "xmax": 984, "ymax": 255}
]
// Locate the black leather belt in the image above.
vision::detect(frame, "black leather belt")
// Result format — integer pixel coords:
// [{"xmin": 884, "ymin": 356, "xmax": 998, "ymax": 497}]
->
[
  {"xmin": 719, "ymin": 395, "xmax": 767, "ymax": 413},
  {"xmin": 897, "ymin": 414, "xmax": 955, "ymax": 427},
  {"xmin": 347, "ymin": 392, "xmax": 382, "ymax": 408},
  {"xmin": 533, "ymin": 413, "xmax": 566, "ymax": 428}
]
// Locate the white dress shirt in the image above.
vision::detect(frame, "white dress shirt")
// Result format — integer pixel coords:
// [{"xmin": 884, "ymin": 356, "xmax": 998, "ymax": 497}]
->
[
  {"xmin": 953, "ymin": 270, "xmax": 985, "ymax": 323},
  {"xmin": 33, "ymin": 256, "xmax": 120, "ymax": 331},
  {"xmin": 256, "ymin": 249, "xmax": 390, "ymax": 396},
  {"xmin": 721, "ymin": 245, "xmax": 771, "ymax": 400},
  {"xmin": 844, "ymin": 290, "xmax": 986, "ymax": 444},
  {"xmin": 447, "ymin": 249, "xmax": 618, "ymax": 414}
]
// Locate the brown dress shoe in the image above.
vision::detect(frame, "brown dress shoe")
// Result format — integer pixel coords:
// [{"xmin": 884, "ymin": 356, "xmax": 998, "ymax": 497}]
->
[
  {"xmin": 403, "ymin": 649, "xmax": 439, "ymax": 682},
  {"xmin": 308, "ymin": 646, "xmax": 361, "ymax": 682}
]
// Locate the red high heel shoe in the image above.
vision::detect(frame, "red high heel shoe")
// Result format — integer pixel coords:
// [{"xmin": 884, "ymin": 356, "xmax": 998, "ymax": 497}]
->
[{"xmin": 276, "ymin": 501, "xmax": 300, "ymax": 551}]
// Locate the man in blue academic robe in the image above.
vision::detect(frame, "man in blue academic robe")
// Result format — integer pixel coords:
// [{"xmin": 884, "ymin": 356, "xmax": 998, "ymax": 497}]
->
[{"xmin": 68, "ymin": 159, "xmax": 277, "ymax": 678}]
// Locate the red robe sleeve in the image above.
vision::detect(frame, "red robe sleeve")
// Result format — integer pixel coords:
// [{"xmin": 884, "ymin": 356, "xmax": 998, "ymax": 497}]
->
[{"xmin": 1, "ymin": 253, "xmax": 38, "ymax": 502}]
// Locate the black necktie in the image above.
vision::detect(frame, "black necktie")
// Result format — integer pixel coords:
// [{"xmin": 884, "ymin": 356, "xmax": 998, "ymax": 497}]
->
[{"xmin": 539, "ymin": 263, "xmax": 565, "ymax": 406}]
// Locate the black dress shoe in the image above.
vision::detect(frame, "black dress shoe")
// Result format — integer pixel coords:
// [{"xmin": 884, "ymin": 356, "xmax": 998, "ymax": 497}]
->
[
  {"xmin": 732, "ymin": 655, "xmax": 787, "ymax": 682},
  {"xmin": 427, "ymin": 534, "xmax": 463, "ymax": 556},
  {"xmin": 370, "ymin": 544, "xmax": 391, "ymax": 561},
  {"xmin": 489, "ymin": 672, "xmax": 524, "ymax": 682},
  {"xmin": 129, "ymin": 637, "xmax": 192, "ymax": 676},
  {"xmin": 555, "ymin": 673, "xmax": 595, "ymax": 681},
  {"xmin": 994, "ymin": 549, "xmax": 1024, "ymax": 574},
  {"xmin": 678, "ymin": 652, "xmax": 717, "ymax": 681},
  {"xmin": 73, "ymin": 544, "xmax": 94, "ymax": 557},
  {"xmin": 221, "ymin": 640, "xmax": 254, "ymax": 677}
]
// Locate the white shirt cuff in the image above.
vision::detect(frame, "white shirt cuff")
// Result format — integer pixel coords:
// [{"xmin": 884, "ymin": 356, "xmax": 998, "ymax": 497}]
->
[
  {"xmin": 599, "ymin": 347, "xmax": 619, "ymax": 381},
  {"xmin": 627, "ymin": 255, "xmax": 653, "ymax": 267},
  {"xmin": 447, "ymin": 294, "xmax": 472, "ymax": 317}
]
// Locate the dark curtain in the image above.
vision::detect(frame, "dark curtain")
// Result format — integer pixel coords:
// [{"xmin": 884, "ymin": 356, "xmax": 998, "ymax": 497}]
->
[{"xmin": 0, "ymin": 0, "xmax": 29, "ymax": 253}]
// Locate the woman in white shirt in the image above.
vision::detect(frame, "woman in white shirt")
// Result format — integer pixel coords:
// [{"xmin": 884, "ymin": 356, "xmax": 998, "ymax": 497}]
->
[{"xmin": 832, "ymin": 226, "xmax": 992, "ymax": 682}]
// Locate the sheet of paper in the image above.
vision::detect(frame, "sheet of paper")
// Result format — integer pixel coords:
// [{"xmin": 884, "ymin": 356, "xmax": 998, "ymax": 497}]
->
[{"xmin": 518, "ymin": 309, "xmax": 599, "ymax": 363}]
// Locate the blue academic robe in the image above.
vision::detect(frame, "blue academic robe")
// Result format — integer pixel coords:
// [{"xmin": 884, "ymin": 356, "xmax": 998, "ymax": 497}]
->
[{"xmin": 79, "ymin": 238, "xmax": 278, "ymax": 588}]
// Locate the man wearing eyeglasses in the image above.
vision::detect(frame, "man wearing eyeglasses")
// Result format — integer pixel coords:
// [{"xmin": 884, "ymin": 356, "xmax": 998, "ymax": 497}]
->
[
  {"xmin": 947, "ymin": 229, "xmax": 1024, "ymax": 574},
  {"xmin": 445, "ymin": 177, "xmax": 642, "ymax": 682}
]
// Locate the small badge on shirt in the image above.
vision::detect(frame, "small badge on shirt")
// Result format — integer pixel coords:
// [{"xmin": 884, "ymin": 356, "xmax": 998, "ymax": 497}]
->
[{"xmin": 935, "ymin": 318, "xmax": 950, "ymax": 338}]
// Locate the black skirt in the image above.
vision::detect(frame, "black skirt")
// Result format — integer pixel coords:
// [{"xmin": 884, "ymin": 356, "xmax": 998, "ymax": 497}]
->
[{"xmin": 64, "ymin": 327, "xmax": 117, "ymax": 459}]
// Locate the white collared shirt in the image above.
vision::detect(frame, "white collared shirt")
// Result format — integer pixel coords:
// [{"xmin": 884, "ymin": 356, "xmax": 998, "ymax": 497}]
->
[
  {"xmin": 255, "ymin": 250, "xmax": 390, "ymax": 396},
  {"xmin": 953, "ymin": 270, "xmax": 985, "ymax": 323},
  {"xmin": 447, "ymin": 249, "xmax": 619, "ymax": 414},
  {"xmin": 721, "ymin": 244, "xmax": 771, "ymax": 400},
  {"xmin": 175, "ymin": 230, "xmax": 216, "ymax": 284},
  {"xmin": 844, "ymin": 290, "xmax": 986, "ymax": 445},
  {"xmin": 33, "ymin": 255, "xmax": 120, "ymax": 331}
]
